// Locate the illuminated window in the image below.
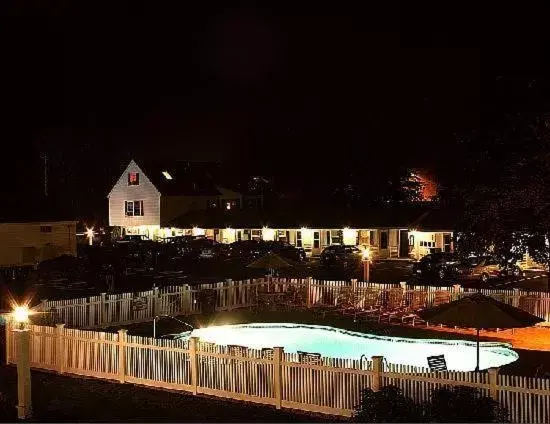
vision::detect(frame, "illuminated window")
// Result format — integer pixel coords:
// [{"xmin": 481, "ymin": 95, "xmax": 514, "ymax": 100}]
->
[
  {"xmin": 40, "ymin": 225, "xmax": 52, "ymax": 233},
  {"xmin": 313, "ymin": 231, "xmax": 320, "ymax": 249},
  {"xmin": 296, "ymin": 231, "xmax": 302, "ymax": 248},
  {"xmin": 125, "ymin": 200, "xmax": 144, "ymax": 216},
  {"xmin": 224, "ymin": 199, "xmax": 240, "ymax": 210},
  {"xmin": 162, "ymin": 171, "xmax": 173, "ymax": 180},
  {"xmin": 128, "ymin": 172, "xmax": 139, "ymax": 186}
]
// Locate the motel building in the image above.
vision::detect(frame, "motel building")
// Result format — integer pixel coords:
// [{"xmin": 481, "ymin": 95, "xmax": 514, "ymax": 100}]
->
[{"xmin": 108, "ymin": 160, "xmax": 454, "ymax": 260}]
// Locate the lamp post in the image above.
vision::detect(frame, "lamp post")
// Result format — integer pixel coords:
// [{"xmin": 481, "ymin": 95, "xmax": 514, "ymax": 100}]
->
[
  {"xmin": 362, "ymin": 248, "xmax": 371, "ymax": 283},
  {"xmin": 86, "ymin": 227, "xmax": 94, "ymax": 246},
  {"xmin": 12, "ymin": 306, "xmax": 32, "ymax": 420}
]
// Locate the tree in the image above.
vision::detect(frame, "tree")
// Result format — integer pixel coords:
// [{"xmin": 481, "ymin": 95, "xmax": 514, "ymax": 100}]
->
[{"xmin": 455, "ymin": 113, "xmax": 550, "ymax": 287}]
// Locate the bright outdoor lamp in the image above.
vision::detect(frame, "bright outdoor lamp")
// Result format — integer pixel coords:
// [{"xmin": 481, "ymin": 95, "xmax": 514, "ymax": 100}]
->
[
  {"xmin": 362, "ymin": 247, "xmax": 371, "ymax": 261},
  {"xmin": 12, "ymin": 306, "xmax": 30, "ymax": 325}
]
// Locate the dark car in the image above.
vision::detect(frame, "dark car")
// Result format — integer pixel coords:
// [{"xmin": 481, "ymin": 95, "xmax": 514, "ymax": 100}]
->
[
  {"xmin": 263, "ymin": 241, "xmax": 307, "ymax": 263},
  {"xmin": 228, "ymin": 240, "xmax": 265, "ymax": 260},
  {"xmin": 320, "ymin": 245, "xmax": 362, "ymax": 266},
  {"xmin": 412, "ymin": 252, "xmax": 459, "ymax": 280}
]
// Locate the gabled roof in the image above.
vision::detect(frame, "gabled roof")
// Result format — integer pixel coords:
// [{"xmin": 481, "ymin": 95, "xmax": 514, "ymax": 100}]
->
[
  {"xmin": 409, "ymin": 208, "xmax": 457, "ymax": 232},
  {"xmin": 169, "ymin": 205, "xmax": 432, "ymax": 229},
  {"xmin": 0, "ymin": 197, "xmax": 76, "ymax": 224},
  {"xmin": 111, "ymin": 160, "xmax": 235, "ymax": 197}
]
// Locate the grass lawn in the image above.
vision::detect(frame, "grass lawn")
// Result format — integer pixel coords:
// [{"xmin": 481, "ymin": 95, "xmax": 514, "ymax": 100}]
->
[
  {"xmin": 118, "ymin": 308, "xmax": 550, "ymax": 377},
  {"xmin": 0, "ymin": 365, "xmax": 336, "ymax": 422}
]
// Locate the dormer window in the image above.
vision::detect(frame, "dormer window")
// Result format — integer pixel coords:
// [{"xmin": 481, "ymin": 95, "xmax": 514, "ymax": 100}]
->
[{"xmin": 128, "ymin": 172, "xmax": 139, "ymax": 186}]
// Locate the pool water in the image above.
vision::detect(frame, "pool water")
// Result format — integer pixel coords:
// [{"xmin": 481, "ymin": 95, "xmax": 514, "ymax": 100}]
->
[{"xmin": 181, "ymin": 323, "xmax": 518, "ymax": 372}]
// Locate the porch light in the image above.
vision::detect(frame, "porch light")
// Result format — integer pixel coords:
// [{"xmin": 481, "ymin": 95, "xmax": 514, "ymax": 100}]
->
[
  {"xmin": 12, "ymin": 306, "xmax": 30, "ymax": 325},
  {"xmin": 262, "ymin": 226, "xmax": 275, "ymax": 241},
  {"xmin": 362, "ymin": 247, "xmax": 371, "ymax": 261},
  {"xmin": 343, "ymin": 227, "xmax": 358, "ymax": 245}
]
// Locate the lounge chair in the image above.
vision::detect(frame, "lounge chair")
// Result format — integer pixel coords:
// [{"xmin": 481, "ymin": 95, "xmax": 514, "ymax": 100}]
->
[
  {"xmin": 377, "ymin": 288, "xmax": 406, "ymax": 322},
  {"xmin": 311, "ymin": 286, "xmax": 352, "ymax": 316},
  {"xmin": 427, "ymin": 354, "xmax": 447, "ymax": 371},
  {"xmin": 342, "ymin": 288, "xmax": 381, "ymax": 320},
  {"xmin": 391, "ymin": 291, "xmax": 428, "ymax": 326}
]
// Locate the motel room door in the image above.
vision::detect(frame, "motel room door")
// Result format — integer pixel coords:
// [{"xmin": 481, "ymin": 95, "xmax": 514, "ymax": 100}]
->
[
  {"xmin": 399, "ymin": 230, "xmax": 409, "ymax": 258},
  {"xmin": 379, "ymin": 230, "xmax": 389, "ymax": 258}
]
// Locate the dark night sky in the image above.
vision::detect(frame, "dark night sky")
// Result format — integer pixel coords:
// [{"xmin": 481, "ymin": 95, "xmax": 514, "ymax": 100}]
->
[{"xmin": 1, "ymin": 1, "xmax": 549, "ymax": 215}]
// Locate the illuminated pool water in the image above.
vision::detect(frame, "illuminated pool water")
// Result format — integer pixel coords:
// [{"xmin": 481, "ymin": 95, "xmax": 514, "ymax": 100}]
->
[{"xmin": 180, "ymin": 323, "xmax": 518, "ymax": 372}]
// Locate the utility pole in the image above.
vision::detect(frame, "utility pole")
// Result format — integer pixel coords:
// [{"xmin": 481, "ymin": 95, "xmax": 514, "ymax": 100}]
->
[{"xmin": 40, "ymin": 153, "xmax": 48, "ymax": 196}]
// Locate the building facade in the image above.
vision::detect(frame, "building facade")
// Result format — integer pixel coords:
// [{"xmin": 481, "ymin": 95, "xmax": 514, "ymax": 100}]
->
[
  {"xmin": 108, "ymin": 160, "xmax": 454, "ymax": 259},
  {"xmin": 0, "ymin": 220, "xmax": 77, "ymax": 268}
]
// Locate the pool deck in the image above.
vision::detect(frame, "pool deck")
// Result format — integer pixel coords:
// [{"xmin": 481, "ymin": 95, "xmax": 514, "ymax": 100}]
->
[{"xmin": 424, "ymin": 324, "xmax": 550, "ymax": 351}]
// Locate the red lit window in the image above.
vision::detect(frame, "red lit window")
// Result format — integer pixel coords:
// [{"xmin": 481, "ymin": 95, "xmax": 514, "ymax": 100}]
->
[{"xmin": 128, "ymin": 172, "xmax": 139, "ymax": 185}]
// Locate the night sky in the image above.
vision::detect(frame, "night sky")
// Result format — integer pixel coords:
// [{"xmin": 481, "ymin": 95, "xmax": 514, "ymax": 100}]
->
[{"xmin": 1, "ymin": 1, "xmax": 549, "ymax": 218}]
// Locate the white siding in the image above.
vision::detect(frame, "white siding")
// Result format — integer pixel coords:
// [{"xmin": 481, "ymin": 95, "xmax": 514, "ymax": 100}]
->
[
  {"xmin": 0, "ymin": 221, "xmax": 77, "ymax": 267},
  {"xmin": 108, "ymin": 160, "xmax": 161, "ymax": 227}
]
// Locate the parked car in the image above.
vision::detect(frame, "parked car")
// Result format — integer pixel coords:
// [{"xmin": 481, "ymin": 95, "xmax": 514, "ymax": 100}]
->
[
  {"xmin": 320, "ymin": 245, "xmax": 362, "ymax": 266},
  {"xmin": 227, "ymin": 240, "xmax": 264, "ymax": 260},
  {"xmin": 116, "ymin": 234, "xmax": 151, "ymax": 244},
  {"xmin": 187, "ymin": 238, "xmax": 229, "ymax": 260},
  {"xmin": 263, "ymin": 241, "xmax": 307, "ymax": 263},
  {"xmin": 412, "ymin": 252, "xmax": 460, "ymax": 280},
  {"xmin": 456, "ymin": 256, "xmax": 519, "ymax": 283}
]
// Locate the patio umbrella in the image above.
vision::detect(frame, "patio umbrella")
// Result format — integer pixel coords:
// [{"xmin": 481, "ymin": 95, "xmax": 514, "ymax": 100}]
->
[
  {"xmin": 247, "ymin": 252, "xmax": 292, "ymax": 276},
  {"xmin": 418, "ymin": 292, "xmax": 544, "ymax": 371}
]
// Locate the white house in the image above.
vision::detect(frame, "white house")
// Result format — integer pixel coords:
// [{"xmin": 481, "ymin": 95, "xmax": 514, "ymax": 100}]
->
[{"xmin": 108, "ymin": 160, "xmax": 244, "ymax": 239}]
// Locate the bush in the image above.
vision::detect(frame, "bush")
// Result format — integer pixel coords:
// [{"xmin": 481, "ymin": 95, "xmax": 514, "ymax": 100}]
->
[
  {"xmin": 427, "ymin": 385, "xmax": 508, "ymax": 423},
  {"xmin": 353, "ymin": 385, "xmax": 508, "ymax": 423},
  {"xmin": 353, "ymin": 386, "xmax": 425, "ymax": 422}
]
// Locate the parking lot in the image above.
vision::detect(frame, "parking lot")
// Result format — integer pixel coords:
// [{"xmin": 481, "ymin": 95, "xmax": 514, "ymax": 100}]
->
[{"xmin": 2, "ymin": 240, "xmax": 548, "ymax": 307}]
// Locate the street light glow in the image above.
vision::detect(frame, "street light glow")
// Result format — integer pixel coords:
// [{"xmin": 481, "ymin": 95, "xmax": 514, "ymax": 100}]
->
[{"xmin": 12, "ymin": 306, "xmax": 30, "ymax": 324}]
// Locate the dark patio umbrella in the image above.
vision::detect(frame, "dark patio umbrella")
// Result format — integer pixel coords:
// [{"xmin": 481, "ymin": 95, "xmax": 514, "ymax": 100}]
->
[
  {"xmin": 418, "ymin": 292, "xmax": 544, "ymax": 371},
  {"xmin": 247, "ymin": 252, "xmax": 292, "ymax": 276}
]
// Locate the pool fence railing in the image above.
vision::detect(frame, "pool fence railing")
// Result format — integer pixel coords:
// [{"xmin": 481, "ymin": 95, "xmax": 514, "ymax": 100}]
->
[
  {"xmin": 4, "ymin": 320, "xmax": 550, "ymax": 422},
  {"xmin": 35, "ymin": 277, "xmax": 550, "ymax": 330}
]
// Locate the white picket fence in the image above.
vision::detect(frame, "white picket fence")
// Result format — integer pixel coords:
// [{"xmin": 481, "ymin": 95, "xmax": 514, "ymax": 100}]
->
[
  {"xmin": 36, "ymin": 278, "xmax": 550, "ymax": 329},
  {"xmin": 5, "ymin": 323, "xmax": 550, "ymax": 422}
]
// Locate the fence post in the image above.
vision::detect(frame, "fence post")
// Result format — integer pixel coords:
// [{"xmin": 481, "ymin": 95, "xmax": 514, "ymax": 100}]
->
[
  {"xmin": 351, "ymin": 278, "xmax": 358, "ymax": 293},
  {"xmin": 372, "ymin": 356, "xmax": 384, "ymax": 392},
  {"xmin": 273, "ymin": 346, "xmax": 283, "ymax": 409},
  {"xmin": 117, "ymin": 329, "xmax": 127, "ymax": 383},
  {"xmin": 100, "ymin": 293, "xmax": 107, "ymax": 327},
  {"xmin": 488, "ymin": 367, "xmax": 499, "ymax": 401},
  {"xmin": 55, "ymin": 324, "xmax": 65, "ymax": 374},
  {"xmin": 306, "ymin": 277, "xmax": 312, "ymax": 308},
  {"xmin": 512, "ymin": 288, "xmax": 520, "ymax": 308},
  {"xmin": 189, "ymin": 336, "xmax": 199, "ymax": 395},
  {"xmin": 4, "ymin": 317, "xmax": 10, "ymax": 364},
  {"xmin": 153, "ymin": 286, "xmax": 159, "ymax": 317}
]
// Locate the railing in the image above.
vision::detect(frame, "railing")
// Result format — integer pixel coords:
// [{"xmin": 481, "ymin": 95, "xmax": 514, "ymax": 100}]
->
[
  {"xmin": 5, "ymin": 322, "xmax": 550, "ymax": 422},
  {"xmin": 36, "ymin": 278, "xmax": 550, "ymax": 329}
]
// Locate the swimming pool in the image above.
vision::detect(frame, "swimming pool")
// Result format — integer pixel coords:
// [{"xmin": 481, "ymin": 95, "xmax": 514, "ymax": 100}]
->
[{"xmin": 180, "ymin": 323, "xmax": 518, "ymax": 371}]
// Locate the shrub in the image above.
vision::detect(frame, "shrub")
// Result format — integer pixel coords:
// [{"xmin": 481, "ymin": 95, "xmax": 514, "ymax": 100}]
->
[
  {"xmin": 427, "ymin": 385, "xmax": 509, "ymax": 423},
  {"xmin": 353, "ymin": 386, "xmax": 425, "ymax": 422}
]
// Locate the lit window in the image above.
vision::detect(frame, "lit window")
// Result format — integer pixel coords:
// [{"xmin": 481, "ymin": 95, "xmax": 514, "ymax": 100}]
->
[
  {"xmin": 128, "ymin": 172, "xmax": 140, "ymax": 185},
  {"xmin": 40, "ymin": 226, "xmax": 52, "ymax": 233},
  {"xmin": 224, "ymin": 199, "xmax": 240, "ymax": 210},
  {"xmin": 162, "ymin": 171, "xmax": 172, "ymax": 180},
  {"xmin": 125, "ymin": 200, "xmax": 144, "ymax": 216}
]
